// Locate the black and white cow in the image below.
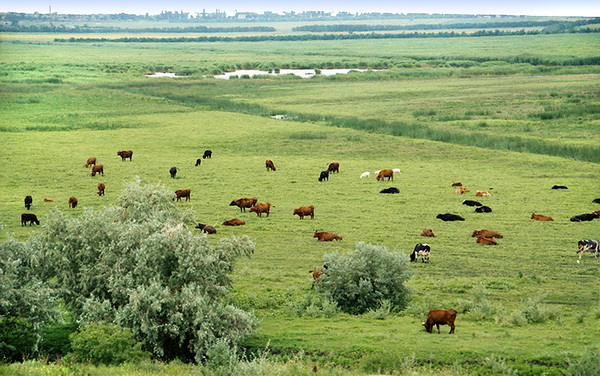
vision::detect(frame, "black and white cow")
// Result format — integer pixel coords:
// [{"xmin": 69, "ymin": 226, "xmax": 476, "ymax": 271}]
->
[
  {"xmin": 410, "ymin": 243, "xmax": 431, "ymax": 263},
  {"xmin": 577, "ymin": 239, "xmax": 599, "ymax": 262},
  {"xmin": 570, "ymin": 213, "xmax": 599, "ymax": 222}
]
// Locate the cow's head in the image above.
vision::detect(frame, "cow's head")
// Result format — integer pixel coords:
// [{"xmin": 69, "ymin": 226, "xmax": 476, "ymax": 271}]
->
[{"xmin": 422, "ymin": 322, "xmax": 432, "ymax": 333}]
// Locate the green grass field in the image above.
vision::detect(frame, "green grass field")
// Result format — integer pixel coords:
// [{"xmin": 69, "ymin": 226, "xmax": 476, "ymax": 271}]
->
[{"xmin": 1, "ymin": 30, "xmax": 599, "ymax": 375}]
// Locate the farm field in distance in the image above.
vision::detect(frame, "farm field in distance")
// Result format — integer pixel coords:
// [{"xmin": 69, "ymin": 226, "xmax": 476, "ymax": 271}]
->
[{"xmin": 1, "ymin": 20, "xmax": 599, "ymax": 375}]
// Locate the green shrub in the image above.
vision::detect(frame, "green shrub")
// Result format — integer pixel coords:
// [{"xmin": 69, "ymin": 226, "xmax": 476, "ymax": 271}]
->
[
  {"xmin": 567, "ymin": 348, "xmax": 600, "ymax": 376},
  {"xmin": 316, "ymin": 242, "xmax": 411, "ymax": 315},
  {"xmin": 514, "ymin": 297, "xmax": 562, "ymax": 324},
  {"xmin": 457, "ymin": 284, "xmax": 502, "ymax": 321}
]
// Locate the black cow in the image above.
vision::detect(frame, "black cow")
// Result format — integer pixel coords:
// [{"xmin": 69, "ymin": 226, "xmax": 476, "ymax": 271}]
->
[
  {"xmin": 195, "ymin": 223, "xmax": 217, "ymax": 234},
  {"xmin": 170, "ymin": 167, "xmax": 178, "ymax": 179},
  {"xmin": 380, "ymin": 187, "xmax": 400, "ymax": 194},
  {"xmin": 593, "ymin": 198, "xmax": 600, "ymax": 204},
  {"xmin": 318, "ymin": 170, "xmax": 329, "ymax": 182},
  {"xmin": 462, "ymin": 200, "xmax": 482, "ymax": 207},
  {"xmin": 202, "ymin": 150, "xmax": 212, "ymax": 159},
  {"xmin": 551, "ymin": 185, "xmax": 568, "ymax": 189},
  {"xmin": 570, "ymin": 213, "xmax": 599, "ymax": 222},
  {"xmin": 577, "ymin": 239, "xmax": 599, "ymax": 262},
  {"xmin": 24, "ymin": 195, "xmax": 33, "ymax": 210},
  {"xmin": 195, "ymin": 158, "xmax": 201, "ymax": 166},
  {"xmin": 21, "ymin": 213, "xmax": 39, "ymax": 226},
  {"xmin": 436, "ymin": 213, "xmax": 465, "ymax": 221},
  {"xmin": 410, "ymin": 243, "xmax": 431, "ymax": 263},
  {"xmin": 475, "ymin": 206, "xmax": 492, "ymax": 213}
]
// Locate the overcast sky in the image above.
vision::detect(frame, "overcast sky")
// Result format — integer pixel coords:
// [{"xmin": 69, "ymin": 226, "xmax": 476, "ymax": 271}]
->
[{"xmin": 3, "ymin": 1, "xmax": 599, "ymax": 17}]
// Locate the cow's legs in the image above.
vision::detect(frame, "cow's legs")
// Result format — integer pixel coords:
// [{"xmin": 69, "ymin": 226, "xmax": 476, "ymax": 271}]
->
[
  {"xmin": 449, "ymin": 323, "xmax": 455, "ymax": 334},
  {"xmin": 436, "ymin": 324, "xmax": 440, "ymax": 334}
]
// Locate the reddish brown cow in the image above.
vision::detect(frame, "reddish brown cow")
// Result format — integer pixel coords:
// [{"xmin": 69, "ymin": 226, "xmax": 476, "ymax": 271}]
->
[
  {"xmin": 250, "ymin": 202, "xmax": 272, "ymax": 217},
  {"xmin": 451, "ymin": 182, "xmax": 462, "ymax": 187},
  {"xmin": 293, "ymin": 205, "xmax": 315, "ymax": 220},
  {"xmin": 84, "ymin": 157, "xmax": 96, "ymax": 168},
  {"xmin": 309, "ymin": 266, "xmax": 327, "ymax": 280},
  {"xmin": 43, "ymin": 198, "xmax": 54, "ymax": 202},
  {"xmin": 229, "ymin": 197, "xmax": 258, "ymax": 212},
  {"xmin": 265, "ymin": 159, "xmax": 276, "ymax": 171},
  {"xmin": 421, "ymin": 229, "xmax": 436, "ymax": 237},
  {"xmin": 531, "ymin": 213, "xmax": 554, "ymax": 221},
  {"xmin": 376, "ymin": 169, "xmax": 394, "ymax": 181},
  {"xmin": 91, "ymin": 164, "xmax": 104, "ymax": 176},
  {"xmin": 174, "ymin": 189, "xmax": 191, "ymax": 202},
  {"xmin": 476, "ymin": 236, "xmax": 498, "ymax": 245},
  {"xmin": 423, "ymin": 309, "xmax": 457, "ymax": 334},
  {"xmin": 222, "ymin": 219, "xmax": 245, "ymax": 226},
  {"xmin": 313, "ymin": 231, "xmax": 342, "ymax": 241},
  {"xmin": 327, "ymin": 162, "xmax": 340, "ymax": 173},
  {"xmin": 68, "ymin": 197, "xmax": 78, "ymax": 209},
  {"xmin": 97, "ymin": 182, "xmax": 105, "ymax": 196},
  {"xmin": 471, "ymin": 229, "xmax": 503, "ymax": 239},
  {"xmin": 475, "ymin": 190, "xmax": 491, "ymax": 197},
  {"xmin": 117, "ymin": 150, "xmax": 133, "ymax": 161}
]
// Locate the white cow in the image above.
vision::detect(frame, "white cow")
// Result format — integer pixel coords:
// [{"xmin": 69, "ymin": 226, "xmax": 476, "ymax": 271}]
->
[{"xmin": 360, "ymin": 171, "xmax": 371, "ymax": 179}]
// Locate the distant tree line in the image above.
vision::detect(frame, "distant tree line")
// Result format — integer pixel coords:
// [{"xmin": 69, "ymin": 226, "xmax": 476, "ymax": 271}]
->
[{"xmin": 0, "ymin": 24, "xmax": 275, "ymax": 33}]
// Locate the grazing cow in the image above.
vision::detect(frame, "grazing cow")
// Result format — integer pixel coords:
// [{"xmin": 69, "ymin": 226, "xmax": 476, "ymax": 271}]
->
[
  {"xmin": 318, "ymin": 170, "xmax": 329, "ymax": 182},
  {"xmin": 423, "ymin": 309, "xmax": 457, "ymax": 334},
  {"xmin": 169, "ymin": 167, "xmax": 178, "ymax": 179},
  {"xmin": 577, "ymin": 239, "xmax": 599, "ymax": 262},
  {"xmin": 376, "ymin": 169, "xmax": 394, "ymax": 181},
  {"xmin": 392, "ymin": 168, "xmax": 401, "ymax": 174},
  {"xmin": 476, "ymin": 236, "xmax": 498, "ymax": 245},
  {"xmin": 293, "ymin": 205, "xmax": 315, "ymax": 220},
  {"xmin": 84, "ymin": 157, "xmax": 96, "ymax": 168},
  {"xmin": 203, "ymin": 150, "xmax": 212, "ymax": 159},
  {"xmin": 360, "ymin": 171, "xmax": 371, "ymax": 179},
  {"xmin": 380, "ymin": 187, "xmax": 400, "ymax": 194},
  {"xmin": 327, "ymin": 162, "xmax": 340, "ymax": 173},
  {"xmin": 195, "ymin": 158, "xmax": 201, "ymax": 166},
  {"xmin": 410, "ymin": 243, "xmax": 431, "ymax": 263},
  {"xmin": 21, "ymin": 213, "xmax": 40, "ymax": 226},
  {"xmin": 250, "ymin": 202, "xmax": 272, "ymax": 217},
  {"xmin": 117, "ymin": 150, "xmax": 133, "ymax": 161},
  {"xmin": 436, "ymin": 213, "xmax": 465, "ymax": 221},
  {"xmin": 195, "ymin": 223, "xmax": 217, "ymax": 234},
  {"xmin": 593, "ymin": 198, "xmax": 600, "ymax": 204},
  {"xmin": 313, "ymin": 231, "xmax": 342, "ymax": 241},
  {"xmin": 472, "ymin": 229, "xmax": 503, "ymax": 239},
  {"xmin": 24, "ymin": 195, "xmax": 33, "ymax": 210},
  {"xmin": 531, "ymin": 213, "xmax": 554, "ymax": 221},
  {"xmin": 97, "ymin": 182, "xmax": 105, "ymax": 196},
  {"xmin": 455, "ymin": 187, "xmax": 470, "ymax": 194},
  {"xmin": 222, "ymin": 219, "xmax": 245, "ymax": 226},
  {"xmin": 91, "ymin": 164, "xmax": 104, "ymax": 176},
  {"xmin": 462, "ymin": 200, "xmax": 482, "ymax": 207},
  {"xmin": 265, "ymin": 160, "xmax": 276, "ymax": 171},
  {"xmin": 229, "ymin": 197, "xmax": 258, "ymax": 212},
  {"xmin": 551, "ymin": 185, "xmax": 568, "ymax": 189},
  {"xmin": 421, "ymin": 229, "xmax": 436, "ymax": 237},
  {"xmin": 475, "ymin": 206, "xmax": 492, "ymax": 213},
  {"xmin": 475, "ymin": 190, "xmax": 491, "ymax": 197},
  {"xmin": 68, "ymin": 197, "xmax": 78, "ymax": 209},
  {"xmin": 451, "ymin": 182, "xmax": 463, "ymax": 187},
  {"xmin": 43, "ymin": 198, "xmax": 54, "ymax": 202},
  {"xmin": 570, "ymin": 213, "xmax": 599, "ymax": 222},
  {"xmin": 174, "ymin": 189, "xmax": 191, "ymax": 202}
]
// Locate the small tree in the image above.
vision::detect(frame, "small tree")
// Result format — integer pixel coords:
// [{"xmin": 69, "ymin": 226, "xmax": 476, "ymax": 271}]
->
[{"xmin": 316, "ymin": 242, "xmax": 412, "ymax": 315}]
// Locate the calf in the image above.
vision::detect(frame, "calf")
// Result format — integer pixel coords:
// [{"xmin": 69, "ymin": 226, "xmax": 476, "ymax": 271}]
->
[
  {"xmin": 551, "ymin": 185, "xmax": 568, "ymax": 189},
  {"xmin": 84, "ymin": 157, "xmax": 96, "ymax": 168},
  {"xmin": 293, "ymin": 205, "xmax": 315, "ymax": 220},
  {"xmin": 376, "ymin": 169, "xmax": 394, "ymax": 181},
  {"xmin": 577, "ymin": 239, "xmax": 599, "ymax": 262},
  {"xmin": 222, "ymin": 219, "xmax": 245, "ymax": 226},
  {"xmin": 436, "ymin": 213, "xmax": 465, "ymax": 221},
  {"xmin": 230, "ymin": 197, "xmax": 258, "ymax": 212},
  {"xmin": 21, "ymin": 213, "xmax": 40, "ymax": 226},
  {"xmin": 475, "ymin": 206, "xmax": 492, "ymax": 213},
  {"xmin": 392, "ymin": 168, "xmax": 401, "ymax": 174},
  {"xmin": 24, "ymin": 195, "xmax": 33, "ymax": 210},
  {"xmin": 318, "ymin": 170, "xmax": 329, "ymax": 182},
  {"xmin": 117, "ymin": 150, "xmax": 133, "ymax": 161},
  {"xmin": 475, "ymin": 190, "xmax": 491, "ymax": 197},
  {"xmin": 91, "ymin": 164, "xmax": 104, "ymax": 176},
  {"xmin": 250, "ymin": 202, "xmax": 272, "ymax": 217},
  {"xmin": 451, "ymin": 182, "xmax": 462, "ymax": 187},
  {"xmin": 531, "ymin": 213, "xmax": 553, "ymax": 221},
  {"xmin": 309, "ymin": 265, "xmax": 327, "ymax": 280},
  {"xmin": 265, "ymin": 159, "xmax": 276, "ymax": 171},
  {"xmin": 462, "ymin": 200, "xmax": 482, "ymax": 207},
  {"xmin": 313, "ymin": 231, "xmax": 342, "ymax": 241},
  {"xmin": 360, "ymin": 171, "xmax": 371, "ymax": 179},
  {"xmin": 380, "ymin": 187, "xmax": 400, "ymax": 194},
  {"xmin": 203, "ymin": 150, "xmax": 212, "ymax": 159},
  {"xmin": 472, "ymin": 229, "xmax": 503, "ymax": 239},
  {"xmin": 423, "ymin": 309, "xmax": 457, "ymax": 334},
  {"xmin": 97, "ymin": 182, "xmax": 105, "ymax": 196},
  {"xmin": 43, "ymin": 198, "xmax": 54, "ymax": 202},
  {"xmin": 410, "ymin": 243, "xmax": 431, "ymax": 263},
  {"xmin": 476, "ymin": 236, "xmax": 498, "ymax": 245},
  {"xmin": 421, "ymin": 229, "xmax": 436, "ymax": 237},
  {"xmin": 68, "ymin": 197, "xmax": 78, "ymax": 209},
  {"xmin": 195, "ymin": 223, "xmax": 217, "ymax": 234},
  {"xmin": 570, "ymin": 213, "xmax": 599, "ymax": 222},
  {"xmin": 455, "ymin": 187, "xmax": 470, "ymax": 194},
  {"xmin": 327, "ymin": 162, "xmax": 340, "ymax": 173},
  {"xmin": 169, "ymin": 167, "xmax": 178, "ymax": 179},
  {"xmin": 195, "ymin": 158, "xmax": 202, "ymax": 166},
  {"xmin": 174, "ymin": 189, "xmax": 191, "ymax": 202}
]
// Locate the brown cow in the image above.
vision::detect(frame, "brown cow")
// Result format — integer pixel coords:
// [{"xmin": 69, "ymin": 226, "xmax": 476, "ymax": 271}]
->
[
  {"xmin": 475, "ymin": 190, "xmax": 491, "ymax": 197},
  {"xmin": 174, "ymin": 189, "xmax": 191, "ymax": 202},
  {"xmin": 455, "ymin": 187, "xmax": 470, "ymax": 194},
  {"xmin": 423, "ymin": 309, "xmax": 457, "ymax": 334},
  {"xmin": 222, "ymin": 219, "xmax": 245, "ymax": 226},
  {"xmin": 91, "ymin": 164, "xmax": 104, "ymax": 176},
  {"xmin": 229, "ymin": 197, "xmax": 258, "ymax": 212},
  {"xmin": 195, "ymin": 223, "xmax": 217, "ymax": 234},
  {"xmin": 43, "ymin": 198, "xmax": 54, "ymax": 202},
  {"xmin": 451, "ymin": 182, "xmax": 462, "ymax": 187},
  {"xmin": 68, "ymin": 197, "xmax": 78, "ymax": 209},
  {"xmin": 327, "ymin": 162, "xmax": 340, "ymax": 173},
  {"xmin": 476, "ymin": 236, "xmax": 498, "ymax": 245},
  {"xmin": 293, "ymin": 205, "xmax": 315, "ymax": 220},
  {"xmin": 421, "ymin": 229, "xmax": 436, "ymax": 237},
  {"xmin": 265, "ymin": 159, "xmax": 276, "ymax": 171},
  {"xmin": 309, "ymin": 265, "xmax": 327, "ymax": 280},
  {"xmin": 376, "ymin": 169, "xmax": 394, "ymax": 181},
  {"xmin": 97, "ymin": 182, "xmax": 105, "ymax": 196},
  {"xmin": 84, "ymin": 157, "xmax": 96, "ymax": 168},
  {"xmin": 117, "ymin": 150, "xmax": 133, "ymax": 161},
  {"xmin": 313, "ymin": 231, "xmax": 342, "ymax": 241},
  {"xmin": 531, "ymin": 213, "xmax": 554, "ymax": 221},
  {"xmin": 250, "ymin": 202, "xmax": 272, "ymax": 217},
  {"xmin": 471, "ymin": 229, "xmax": 503, "ymax": 239}
]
